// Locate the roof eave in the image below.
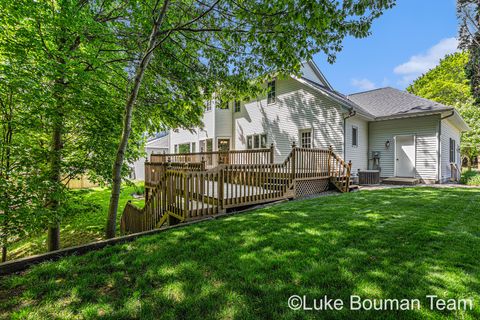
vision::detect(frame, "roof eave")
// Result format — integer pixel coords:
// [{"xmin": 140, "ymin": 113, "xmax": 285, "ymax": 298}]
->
[{"xmin": 373, "ymin": 109, "xmax": 452, "ymax": 121}]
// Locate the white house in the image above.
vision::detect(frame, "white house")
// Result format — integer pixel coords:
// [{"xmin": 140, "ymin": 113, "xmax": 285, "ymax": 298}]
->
[
  {"xmin": 167, "ymin": 61, "xmax": 469, "ymax": 183},
  {"xmin": 130, "ymin": 134, "xmax": 169, "ymax": 180}
]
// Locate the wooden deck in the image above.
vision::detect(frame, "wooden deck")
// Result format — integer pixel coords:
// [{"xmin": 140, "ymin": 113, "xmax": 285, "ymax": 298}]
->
[{"xmin": 120, "ymin": 146, "xmax": 351, "ymax": 235}]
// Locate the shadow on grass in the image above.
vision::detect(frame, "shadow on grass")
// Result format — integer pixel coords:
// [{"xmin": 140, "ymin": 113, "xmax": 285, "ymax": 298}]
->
[
  {"xmin": 1, "ymin": 187, "xmax": 480, "ymax": 319},
  {"xmin": 8, "ymin": 185, "xmax": 145, "ymax": 260}
]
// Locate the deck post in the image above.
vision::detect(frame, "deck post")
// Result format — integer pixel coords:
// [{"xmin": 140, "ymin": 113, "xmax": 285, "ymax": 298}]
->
[
  {"xmin": 291, "ymin": 142, "xmax": 296, "ymax": 181},
  {"xmin": 184, "ymin": 173, "xmax": 189, "ymax": 220},
  {"xmin": 328, "ymin": 145, "xmax": 333, "ymax": 176},
  {"xmin": 270, "ymin": 143, "xmax": 275, "ymax": 164},
  {"xmin": 346, "ymin": 160, "xmax": 352, "ymax": 192},
  {"xmin": 218, "ymin": 168, "xmax": 224, "ymax": 213}
]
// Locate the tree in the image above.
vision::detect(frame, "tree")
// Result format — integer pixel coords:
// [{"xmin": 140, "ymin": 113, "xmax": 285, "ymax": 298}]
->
[
  {"xmin": 457, "ymin": 0, "xmax": 480, "ymax": 103},
  {"xmin": 105, "ymin": 0, "xmax": 396, "ymax": 237},
  {"xmin": 407, "ymin": 52, "xmax": 480, "ymax": 169},
  {"xmin": 0, "ymin": 0, "xmax": 143, "ymax": 251},
  {"xmin": 0, "ymin": 42, "xmax": 49, "ymax": 261}
]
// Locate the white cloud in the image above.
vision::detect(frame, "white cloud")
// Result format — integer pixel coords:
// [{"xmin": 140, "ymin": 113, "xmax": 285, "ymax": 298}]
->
[
  {"xmin": 394, "ymin": 37, "xmax": 459, "ymax": 85},
  {"xmin": 351, "ymin": 78, "xmax": 377, "ymax": 91}
]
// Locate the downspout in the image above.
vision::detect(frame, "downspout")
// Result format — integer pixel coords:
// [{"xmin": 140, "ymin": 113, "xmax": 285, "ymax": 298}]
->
[
  {"xmin": 438, "ymin": 111, "xmax": 455, "ymax": 183},
  {"xmin": 343, "ymin": 110, "xmax": 356, "ymax": 160}
]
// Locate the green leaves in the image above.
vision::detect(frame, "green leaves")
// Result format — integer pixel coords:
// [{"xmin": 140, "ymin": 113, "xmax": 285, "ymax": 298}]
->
[{"xmin": 408, "ymin": 52, "xmax": 480, "ymax": 164}]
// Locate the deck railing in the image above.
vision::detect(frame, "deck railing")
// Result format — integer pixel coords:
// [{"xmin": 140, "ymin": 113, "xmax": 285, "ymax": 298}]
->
[
  {"xmin": 150, "ymin": 145, "xmax": 274, "ymax": 167},
  {"xmin": 121, "ymin": 145, "xmax": 352, "ymax": 235}
]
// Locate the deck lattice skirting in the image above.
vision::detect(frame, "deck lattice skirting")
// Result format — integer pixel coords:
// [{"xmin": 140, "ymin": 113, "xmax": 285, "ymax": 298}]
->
[{"xmin": 121, "ymin": 145, "xmax": 352, "ymax": 234}]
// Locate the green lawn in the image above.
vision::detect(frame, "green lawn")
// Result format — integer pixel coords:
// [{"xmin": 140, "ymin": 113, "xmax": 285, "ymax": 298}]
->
[
  {"xmin": 8, "ymin": 184, "xmax": 145, "ymax": 260},
  {"xmin": 1, "ymin": 187, "xmax": 480, "ymax": 319}
]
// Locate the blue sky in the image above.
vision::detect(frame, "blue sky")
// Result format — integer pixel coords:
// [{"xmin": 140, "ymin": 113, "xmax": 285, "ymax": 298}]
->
[{"xmin": 314, "ymin": 0, "xmax": 459, "ymax": 94}]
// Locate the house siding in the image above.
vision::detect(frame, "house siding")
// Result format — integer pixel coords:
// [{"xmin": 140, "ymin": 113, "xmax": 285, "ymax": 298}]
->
[
  {"xmin": 169, "ymin": 108, "xmax": 216, "ymax": 152},
  {"xmin": 214, "ymin": 106, "xmax": 233, "ymax": 145},
  {"xmin": 233, "ymin": 77, "xmax": 346, "ymax": 162},
  {"xmin": 440, "ymin": 118, "xmax": 461, "ymax": 182},
  {"xmin": 345, "ymin": 115, "xmax": 369, "ymax": 174},
  {"xmin": 368, "ymin": 115, "xmax": 440, "ymax": 181}
]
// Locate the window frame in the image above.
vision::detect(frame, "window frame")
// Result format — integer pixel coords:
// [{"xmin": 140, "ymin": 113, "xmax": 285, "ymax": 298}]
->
[
  {"xmin": 246, "ymin": 133, "xmax": 267, "ymax": 150},
  {"xmin": 352, "ymin": 125, "xmax": 358, "ymax": 148},
  {"xmin": 205, "ymin": 100, "xmax": 212, "ymax": 112},
  {"xmin": 299, "ymin": 129, "xmax": 313, "ymax": 148},
  {"xmin": 234, "ymin": 100, "xmax": 241, "ymax": 113},
  {"xmin": 449, "ymin": 138, "xmax": 456, "ymax": 163},
  {"xmin": 267, "ymin": 80, "xmax": 276, "ymax": 104}
]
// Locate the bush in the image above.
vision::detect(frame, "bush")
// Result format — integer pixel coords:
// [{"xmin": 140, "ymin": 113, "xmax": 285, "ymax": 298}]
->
[{"xmin": 461, "ymin": 169, "xmax": 480, "ymax": 186}]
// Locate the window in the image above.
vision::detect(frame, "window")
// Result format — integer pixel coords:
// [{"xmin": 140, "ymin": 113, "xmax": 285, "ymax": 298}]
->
[
  {"xmin": 205, "ymin": 100, "xmax": 212, "ymax": 111},
  {"xmin": 191, "ymin": 142, "xmax": 196, "ymax": 153},
  {"xmin": 267, "ymin": 80, "xmax": 276, "ymax": 104},
  {"xmin": 174, "ymin": 144, "xmax": 178, "ymax": 153},
  {"xmin": 260, "ymin": 134, "xmax": 267, "ymax": 148},
  {"xmin": 219, "ymin": 98, "xmax": 229, "ymax": 109},
  {"xmin": 178, "ymin": 143, "xmax": 191, "ymax": 154},
  {"xmin": 234, "ymin": 100, "xmax": 241, "ymax": 112},
  {"xmin": 300, "ymin": 130, "xmax": 312, "ymax": 148},
  {"xmin": 247, "ymin": 136, "xmax": 253, "ymax": 149},
  {"xmin": 199, "ymin": 139, "xmax": 213, "ymax": 152},
  {"xmin": 206, "ymin": 139, "xmax": 213, "ymax": 152},
  {"xmin": 449, "ymin": 138, "xmax": 456, "ymax": 163},
  {"xmin": 247, "ymin": 134, "xmax": 267, "ymax": 149},
  {"xmin": 352, "ymin": 126, "xmax": 358, "ymax": 147}
]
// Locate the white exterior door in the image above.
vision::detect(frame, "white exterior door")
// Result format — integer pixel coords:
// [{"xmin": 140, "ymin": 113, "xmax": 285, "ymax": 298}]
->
[{"xmin": 395, "ymin": 135, "xmax": 415, "ymax": 178}]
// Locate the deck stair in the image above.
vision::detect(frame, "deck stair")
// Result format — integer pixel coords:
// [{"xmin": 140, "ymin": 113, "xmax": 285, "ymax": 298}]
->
[{"xmin": 120, "ymin": 146, "xmax": 352, "ymax": 235}]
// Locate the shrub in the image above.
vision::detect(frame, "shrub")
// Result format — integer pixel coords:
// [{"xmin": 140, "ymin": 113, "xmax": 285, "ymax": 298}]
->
[{"xmin": 461, "ymin": 169, "xmax": 480, "ymax": 186}]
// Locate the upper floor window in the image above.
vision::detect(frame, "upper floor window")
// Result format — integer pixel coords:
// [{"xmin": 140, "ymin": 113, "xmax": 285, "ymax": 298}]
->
[
  {"xmin": 300, "ymin": 129, "xmax": 312, "ymax": 148},
  {"xmin": 352, "ymin": 126, "xmax": 358, "ymax": 147},
  {"xmin": 234, "ymin": 100, "xmax": 241, "ymax": 112},
  {"xmin": 219, "ymin": 98, "xmax": 229, "ymax": 109},
  {"xmin": 449, "ymin": 138, "xmax": 456, "ymax": 163},
  {"xmin": 205, "ymin": 100, "xmax": 212, "ymax": 111},
  {"xmin": 267, "ymin": 80, "xmax": 276, "ymax": 104}
]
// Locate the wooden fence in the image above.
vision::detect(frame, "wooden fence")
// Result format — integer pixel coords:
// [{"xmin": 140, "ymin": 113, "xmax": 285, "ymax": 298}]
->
[{"xmin": 121, "ymin": 146, "xmax": 352, "ymax": 235}]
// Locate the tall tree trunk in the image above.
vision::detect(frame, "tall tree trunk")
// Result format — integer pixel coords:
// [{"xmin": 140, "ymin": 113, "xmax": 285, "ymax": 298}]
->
[
  {"xmin": 106, "ymin": 0, "xmax": 170, "ymax": 238},
  {"xmin": 47, "ymin": 78, "xmax": 65, "ymax": 251},
  {"xmin": 1, "ymin": 103, "xmax": 13, "ymax": 261}
]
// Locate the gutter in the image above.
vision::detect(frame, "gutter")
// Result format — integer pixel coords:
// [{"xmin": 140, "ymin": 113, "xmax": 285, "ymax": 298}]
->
[
  {"xmin": 343, "ymin": 110, "xmax": 356, "ymax": 160},
  {"xmin": 374, "ymin": 109, "xmax": 452, "ymax": 121},
  {"xmin": 441, "ymin": 111, "xmax": 455, "ymax": 120}
]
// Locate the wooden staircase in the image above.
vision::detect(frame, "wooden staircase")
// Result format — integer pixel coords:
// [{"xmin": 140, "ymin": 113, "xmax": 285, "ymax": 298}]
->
[{"xmin": 120, "ymin": 146, "xmax": 352, "ymax": 234}]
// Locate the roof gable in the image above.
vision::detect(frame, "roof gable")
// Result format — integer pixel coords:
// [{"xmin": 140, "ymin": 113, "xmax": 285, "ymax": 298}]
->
[{"xmin": 300, "ymin": 60, "xmax": 333, "ymax": 90}]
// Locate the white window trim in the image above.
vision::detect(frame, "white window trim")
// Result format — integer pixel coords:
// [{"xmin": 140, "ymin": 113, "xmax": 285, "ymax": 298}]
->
[
  {"xmin": 351, "ymin": 125, "xmax": 359, "ymax": 148},
  {"xmin": 267, "ymin": 80, "xmax": 276, "ymax": 105},
  {"xmin": 299, "ymin": 128, "xmax": 313, "ymax": 148},
  {"xmin": 246, "ymin": 133, "xmax": 268, "ymax": 149}
]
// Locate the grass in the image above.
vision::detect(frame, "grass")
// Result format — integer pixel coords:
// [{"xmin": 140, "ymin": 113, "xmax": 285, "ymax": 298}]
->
[
  {"xmin": 461, "ymin": 169, "xmax": 480, "ymax": 186},
  {"xmin": 8, "ymin": 184, "xmax": 145, "ymax": 260},
  {"xmin": 1, "ymin": 187, "xmax": 480, "ymax": 319}
]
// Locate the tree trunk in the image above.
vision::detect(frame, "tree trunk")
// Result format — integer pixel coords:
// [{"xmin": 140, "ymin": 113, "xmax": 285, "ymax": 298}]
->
[
  {"xmin": 106, "ymin": 0, "xmax": 171, "ymax": 238},
  {"xmin": 47, "ymin": 78, "xmax": 65, "ymax": 251},
  {"xmin": 1, "ymin": 246, "xmax": 6, "ymax": 263}
]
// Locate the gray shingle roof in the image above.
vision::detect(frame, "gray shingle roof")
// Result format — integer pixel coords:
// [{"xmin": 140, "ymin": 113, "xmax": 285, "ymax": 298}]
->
[{"xmin": 347, "ymin": 87, "xmax": 453, "ymax": 118}]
